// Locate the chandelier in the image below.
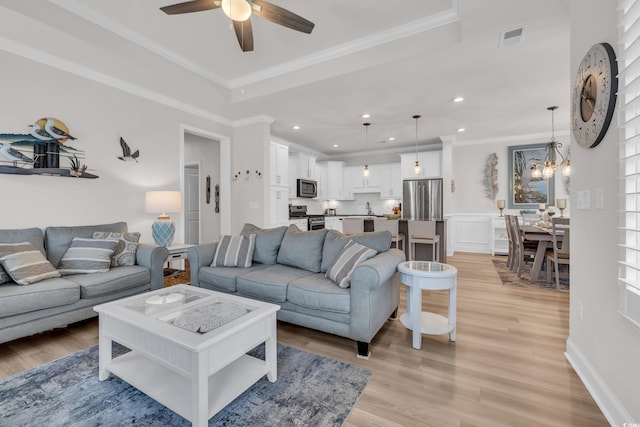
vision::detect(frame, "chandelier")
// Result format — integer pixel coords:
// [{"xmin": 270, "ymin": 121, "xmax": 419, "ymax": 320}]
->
[
  {"xmin": 413, "ymin": 115, "xmax": 422, "ymax": 174},
  {"xmin": 531, "ymin": 106, "xmax": 570, "ymax": 180},
  {"xmin": 362, "ymin": 122, "xmax": 370, "ymax": 177}
]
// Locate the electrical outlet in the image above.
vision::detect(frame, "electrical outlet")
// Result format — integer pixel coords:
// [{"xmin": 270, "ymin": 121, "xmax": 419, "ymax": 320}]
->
[{"xmin": 577, "ymin": 300, "xmax": 584, "ymax": 322}]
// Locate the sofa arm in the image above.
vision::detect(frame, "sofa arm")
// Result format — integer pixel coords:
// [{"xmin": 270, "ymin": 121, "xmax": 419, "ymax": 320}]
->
[
  {"xmin": 136, "ymin": 244, "xmax": 169, "ymax": 290},
  {"xmin": 187, "ymin": 243, "xmax": 218, "ymax": 287},
  {"xmin": 351, "ymin": 248, "xmax": 405, "ymax": 292}
]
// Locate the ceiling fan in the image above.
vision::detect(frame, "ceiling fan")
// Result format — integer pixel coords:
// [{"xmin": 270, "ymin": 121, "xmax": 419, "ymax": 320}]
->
[{"xmin": 160, "ymin": 0, "xmax": 315, "ymax": 52}]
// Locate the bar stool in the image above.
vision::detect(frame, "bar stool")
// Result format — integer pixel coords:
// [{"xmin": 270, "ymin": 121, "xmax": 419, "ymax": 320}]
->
[
  {"xmin": 373, "ymin": 219, "xmax": 405, "ymax": 251},
  {"xmin": 341, "ymin": 218, "xmax": 364, "ymax": 235},
  {"xmin": 407, "ymin": 220, "xmax": 440, "ymax": 261}
]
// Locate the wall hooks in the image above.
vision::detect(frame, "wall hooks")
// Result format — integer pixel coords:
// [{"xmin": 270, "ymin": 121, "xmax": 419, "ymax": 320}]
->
[{"xmin": 233, "ymin": 170, "xmax": 262, "ymax": 181}]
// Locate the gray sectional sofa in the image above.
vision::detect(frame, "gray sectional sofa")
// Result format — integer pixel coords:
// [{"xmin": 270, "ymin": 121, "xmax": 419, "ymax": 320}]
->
[
  {"xmin": 0, "ymin": 222, "xmax": 169, "ymax": 344},
  {"xmin": 188, "ymin": 223, "xmax": 405, "ymax": 358}
]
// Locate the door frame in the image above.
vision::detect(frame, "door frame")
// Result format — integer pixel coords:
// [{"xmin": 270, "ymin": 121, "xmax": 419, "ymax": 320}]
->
[
  {"xmin": 179, "ymin": 124, "xmax": 231, "ymax": 237},
  {"xmin": 183, "ymin": 161, "xmax": 201, "ymax": 244}
]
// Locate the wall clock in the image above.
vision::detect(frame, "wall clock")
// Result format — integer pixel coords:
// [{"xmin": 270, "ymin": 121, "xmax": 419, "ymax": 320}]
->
[{"xmin": 571, "ymin": 42, "xmax": 618, "ymax": 149}]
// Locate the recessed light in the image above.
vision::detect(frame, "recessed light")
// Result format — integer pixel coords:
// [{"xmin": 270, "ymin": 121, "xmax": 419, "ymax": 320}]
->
[
  {"xmin": 332, "ymin": 144, "xmax": 339, "ymax": 147},
  {"xmin": 362, "ymin": 113, "xmax": 370, "ymax": 119},
  {"xmin": 292, "ymin": 125, "xmax": 300, "ymax": 130},
  {"xmin": 453, "ymin": 97, "xmax": 464, "ymax": 103},
  {"xmin": 457, "ymin": 128, "xmax": 466, "ymax": 132},
  {"xmin": 388, "ymin": 137, "xmax": 396, "ymax": 141}
]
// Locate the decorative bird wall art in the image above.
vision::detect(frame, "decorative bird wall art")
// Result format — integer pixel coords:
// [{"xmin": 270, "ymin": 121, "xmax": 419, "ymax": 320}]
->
[{"xmin": 117, "ymin": 137, "xmax": 140, "ymax": 162}]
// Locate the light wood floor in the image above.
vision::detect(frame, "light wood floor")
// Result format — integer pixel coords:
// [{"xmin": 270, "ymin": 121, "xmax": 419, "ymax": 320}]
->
[{"xmin": 0, "ymin": 253, "xmax": 607, "ymax": 427}]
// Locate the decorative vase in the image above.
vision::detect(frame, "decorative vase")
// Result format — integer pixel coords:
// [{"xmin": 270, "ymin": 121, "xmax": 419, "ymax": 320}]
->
[{"xmin": 151, "ymin": 216, "xmax": 175, "ymax": 247}]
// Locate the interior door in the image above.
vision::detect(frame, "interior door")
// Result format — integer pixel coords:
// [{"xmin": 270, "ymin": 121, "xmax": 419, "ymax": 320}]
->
[{"xmin": 184, "ymin": 164, "xmax": 200, "ymax": 244}]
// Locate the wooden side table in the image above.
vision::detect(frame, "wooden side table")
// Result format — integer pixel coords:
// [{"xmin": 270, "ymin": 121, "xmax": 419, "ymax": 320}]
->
[{"xmin": 398, "ymin": 261, "xmax": 457, "ymax": 350}]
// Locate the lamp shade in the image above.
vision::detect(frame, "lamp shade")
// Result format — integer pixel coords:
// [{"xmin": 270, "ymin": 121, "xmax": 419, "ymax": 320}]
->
[
  {"xmin": 145, "ymin": 191, "xmax": 182, "ymax": 215},
  {"xmin": 145, "ymin": 191, "xmax": 182, "ymax": 247}
]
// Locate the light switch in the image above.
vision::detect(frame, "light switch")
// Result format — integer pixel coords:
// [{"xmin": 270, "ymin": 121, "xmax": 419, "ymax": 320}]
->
[
  {"xmin": 577, "ymin": 190, "xmax": 591, "ymax": 210},
  {"xmin": 249, "ymin": 201, "xmax": 259, "ymax": 209},
  {"xmin": 595, "ymin": 187, "xmax": 604, "ymax": 210}
]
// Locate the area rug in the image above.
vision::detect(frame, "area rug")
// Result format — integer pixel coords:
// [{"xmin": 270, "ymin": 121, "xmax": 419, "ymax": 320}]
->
[
  {"xmin": 0, "ymin": 343, "xmax": 371, "ymax": 426},
  {"xmin": 492, "ymin": 257, "xmax": 569, "ymax": 292}
]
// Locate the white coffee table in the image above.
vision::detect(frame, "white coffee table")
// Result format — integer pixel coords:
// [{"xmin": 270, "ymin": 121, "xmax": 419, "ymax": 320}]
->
[
  {"xmin": 397, "ymin": 261, "xmax": 457, "ymax": 349},
  {"xmin": 94, "ymin": 284, "xmax": 280, "ymax": 427}
]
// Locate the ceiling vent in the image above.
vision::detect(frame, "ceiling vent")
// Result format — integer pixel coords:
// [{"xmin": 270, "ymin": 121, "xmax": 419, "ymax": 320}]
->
[{"xmin": 499, "ymin": 26, "xmax": 526, "ymax": 48}]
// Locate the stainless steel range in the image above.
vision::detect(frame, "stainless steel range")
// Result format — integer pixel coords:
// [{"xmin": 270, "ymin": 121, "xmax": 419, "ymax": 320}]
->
[{"xmin": 307, "ymin": 215, "xmax": 325, "ymax": 230}]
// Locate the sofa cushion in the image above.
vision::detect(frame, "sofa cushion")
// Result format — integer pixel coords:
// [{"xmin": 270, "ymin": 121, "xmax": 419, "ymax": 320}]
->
[
  {"xmin": 237, "ymin": 264, "xmax": 314, "ymax": 302},
  {"xmin": 287, "ymin": 273, "xmax": 351, "ymax": 314},
  {"xmin": 212, "ymin": 235, "xmax": 255, "ymax": 268},
  {"xmin": 64, "ymin": 265, "xmax": 150, "ymax": 299},
  {"xmin": 240, "ymin": 224, "xmax": 287, "ymax": 265},
  {"xmin": 0, "ymin": 277, "xmax": 80, "ymax": 318},
  {"xmin": 0, "ymin": 242, "xmax": 61, "ymax": 285},
  {"xmin": 45, "ymin": 222, "xmax": 127, "ymax": 267},
  {"xmin": 325, "ymin": 240, "xmax": 377, "ymax": 289},
  {"xmin": 58, "ymin": 238, "xmax": 119, "ymax": 275},
  {"xmin": 199, "ymin": 264, "xmax": 270, "ymax": 292},
  {"xmin": 277, "ymin": 225, "xmax": 328, "ymax": 273},
  {"xmin": 92, "ymin": 231, "xmax": 140, "ymax": 267},
  {"xmin": 321, "ymin": 230, "xmax": 391, "ymax": 272},
  {"xmin": 0, "ymin": 227, "xmax": 45, "ymax": 255}
]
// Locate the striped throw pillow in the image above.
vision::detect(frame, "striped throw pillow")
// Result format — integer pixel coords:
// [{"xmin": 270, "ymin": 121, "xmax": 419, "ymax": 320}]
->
[
  {"xmin": 0, "ymin": 265, "xmax": 11, "ymax": 284},
  {"xmin": 58, "ymin": 237, "xmax": 119, "ymax": 275},
  {"xmin": 212, "ymin": 235, "xmax": 256, "ymax": 268},
  {"xmin": 325, "ymin": 240, "xmax": 377, "ymax": 289},
  {"xmin": 92, "ymin": 231, "xmax": 141, "ymax": 267},
  {"xmin": 0, "ymin": 242, "xmax": 61, "ymax": 285}
]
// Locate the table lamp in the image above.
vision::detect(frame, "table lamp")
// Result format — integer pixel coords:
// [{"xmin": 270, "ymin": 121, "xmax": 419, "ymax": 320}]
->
[{"xmin": 145, "ymin": 191, "xmax": 182, "ymax": 247}]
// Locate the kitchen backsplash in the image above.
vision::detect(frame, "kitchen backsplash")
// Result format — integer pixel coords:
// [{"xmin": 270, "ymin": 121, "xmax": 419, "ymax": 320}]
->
[{"xmin": 289, "ymin": 193, "xmax": 400, "ymax": 216}]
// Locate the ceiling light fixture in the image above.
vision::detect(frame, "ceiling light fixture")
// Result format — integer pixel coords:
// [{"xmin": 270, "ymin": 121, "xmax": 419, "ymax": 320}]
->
[
  {"xmin": 292, "ymin": 125, "xmax": 300, "ymax": 130},
  {"xmin": 363, "ymin": 122, "xmax": 371, "ymax": 177},
  {"xmin": 531, "ymin": 106, "xmax": 570, "ymax": 180},
  {"xmin": 389, "ymin": 137, "xmax": 396, "ymax": 141},
  {"xmin": 362, "ymin": 113, "xmax": 370, "ymax": 119},
  {"xmin": 457, "ymin": 128, "xmax": 465, "ymax": 133},
  {"xmin": 221, "ymin": 0, "xmax": 252, "ymax": 21},
  {"xmin": 412, "ymin": 115, "xmax": 422, "ymax": 175},
  {"xmin": 332, "ymin": 144, "xmax": 339, "ymax": 147},
  {"xmin": 453, "ymin": 97, "xmax": 464, "ymax": 103}
]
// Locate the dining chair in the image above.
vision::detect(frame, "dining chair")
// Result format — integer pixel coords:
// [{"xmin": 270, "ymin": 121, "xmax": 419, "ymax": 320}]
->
[
  {"xmin": 509, "ymin": 215, "xmax": 536, "ymax": 278},
  {"xmin": 373, "ymin": 219, "xmax": 405, "ymax": 251},
  {"xmin": 504, "ymin": 214, "xmax": 516, "ymax": 271},
  {"xmin": 546, "ymin": 217, "xmax": 570, "ymax": 289},
  {"xmin": 407, "ymin": 220, "xmax": 440, "ymax": 262},
  {"xmin": 341, "ymin": 218, "xmax": 364, "ymax": 235}
]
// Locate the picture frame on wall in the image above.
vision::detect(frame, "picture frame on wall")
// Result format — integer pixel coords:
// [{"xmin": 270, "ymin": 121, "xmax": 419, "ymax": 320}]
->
[{"xmin": 507, "ymin": 143, "xmax": 555, "ymax": 209}]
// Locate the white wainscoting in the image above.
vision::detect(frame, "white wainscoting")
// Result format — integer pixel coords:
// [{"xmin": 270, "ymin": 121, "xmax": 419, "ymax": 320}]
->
[{"xmin": 445, "ymin": 214, "xmax": 494, "ymax": 255}]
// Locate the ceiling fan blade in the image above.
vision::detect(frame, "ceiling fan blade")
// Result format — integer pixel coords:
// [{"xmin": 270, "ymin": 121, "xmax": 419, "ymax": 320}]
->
[
  {"xmin": 233, "ymin": 19, "xmax": 254, "ymax": 52},
  {"xmin": 160, "ymin": 0, "xmax": 220, "ymax": 15},
  {"xmin": 251, "ymin": 0, "xmax": 314, "ymax": 34}
]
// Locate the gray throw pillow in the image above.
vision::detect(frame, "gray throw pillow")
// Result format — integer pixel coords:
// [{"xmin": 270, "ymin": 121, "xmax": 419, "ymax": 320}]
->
[
  {"xmin": 58, "ymin": 237, "xmax": 119, "ymax": 275},
  {"xmin": 321, "ymin": 230, "xmax": 391, "ymax": 272},
  {"xmin": 325, "ymin": 240, "xmax": 377, "ymax": 288},
  {"xmin": 240, "ymin": 223, "xmax": 287, "ymax": 264},
  {"xmin": 0, "ymin": 265, "xmax": 10, "ymax": 284},
  {"xmin": 0, "ymin": 242, "xmax": 61, "ymax": 285},
  {"xmin": 211, "ymin": 234, "xmax": 256, "ymax": 268},
  {"xmin": 92, "ymin": 231, "xmax": 141, "ymax": 267},
  {"xmin": 277, "ymin": 225, "xmax": 328, "ymax": 273}
]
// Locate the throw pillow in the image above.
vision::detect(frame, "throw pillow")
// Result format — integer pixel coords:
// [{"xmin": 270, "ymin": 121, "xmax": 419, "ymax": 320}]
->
[
  {"xmin": 92, "ymin": 231, "xmax": 141, "ymax": 267},
  {"xmin": 325, "ymin": 240, "xmax": 377, "ymax": 289},
  {"xmin": 240, "ymin": 223, "xmax": 287, "ymax": 264},
  {"xmin": 212, "ymin": 234, "xmax": 256, "ymax": 268},
  {"xmin": 0, "ymin": 266, "xmax": 10, "ymax": 284},
  {"xmin": 321, "ymin": 230, "xmax": 391, "ymax": 272},
  {"xmin": 277, "ymin": 225, "xmax": 328, "ymax": 273},
  {"xmin": 0, "ymin": 242, "xmax": 61, "ymax": 285},
  {"xmin": 58, "ymin": 237, "xmax": 119, "ymax": 275}
]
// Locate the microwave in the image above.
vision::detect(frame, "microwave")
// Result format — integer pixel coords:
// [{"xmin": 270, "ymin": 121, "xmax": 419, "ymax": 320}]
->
[{"xmin": 296, "ymin": 179, "xmax": 317, "ymax": 198}]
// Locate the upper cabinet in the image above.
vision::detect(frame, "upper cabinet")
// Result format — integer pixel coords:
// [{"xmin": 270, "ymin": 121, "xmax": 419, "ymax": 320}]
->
[
  {"xmin": 400, "ymin": 151, "xmax": 442, "ymax": 180},
  {"xmin": 380, "ymin": 163, "xmax": 402, "ymax": 200},
  {"xmin": 350, "ymin": 164, "xmax": 382, "ymax": 193},
  {"xmin": 291, "ymin": 153, "xmax": 317, "ymax": 180},
  {"xmin": 325, "ymin": 161, "xmax": 352, "ymax": 200},
  {"xmin": 269, "ymin": 142, "xmax": 289, "ymax": 187},
  {"xmin": 316, "ymin": 163, "xmax": 328, "ymax": 200}
]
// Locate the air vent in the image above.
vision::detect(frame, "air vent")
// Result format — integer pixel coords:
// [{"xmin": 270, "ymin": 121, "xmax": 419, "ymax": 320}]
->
[{"xmin": 499, "ymin": 26, "xmax": 526, "ymax": 48}]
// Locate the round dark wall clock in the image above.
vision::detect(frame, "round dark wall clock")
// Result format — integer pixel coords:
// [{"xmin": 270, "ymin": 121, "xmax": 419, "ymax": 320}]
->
[{"xmin": 572, "ymin": 42, "xmax": 618, "ymax": 148}]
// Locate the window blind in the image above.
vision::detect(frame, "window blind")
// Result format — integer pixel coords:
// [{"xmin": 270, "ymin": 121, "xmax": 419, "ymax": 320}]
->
[{"xmin": 619, "ymin": 0, "xmax": 640, "ymax": 328}]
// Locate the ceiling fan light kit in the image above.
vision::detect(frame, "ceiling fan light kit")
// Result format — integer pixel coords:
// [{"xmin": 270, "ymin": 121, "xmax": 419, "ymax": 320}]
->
[{"xmin": 160, "ymin": 0, "xmax": 315, "ymax": 52}]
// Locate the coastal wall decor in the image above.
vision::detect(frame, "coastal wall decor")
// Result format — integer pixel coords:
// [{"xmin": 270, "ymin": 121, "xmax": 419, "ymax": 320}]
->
[
  {"xmin": 0, "ymin": 118, "xmax": 98, "ymax": 178},
  {"xmin": 117, "ymin": 137, "xmax": 139, "ymax": 162},
  {"xmin": 507, "ymin": 144, "xmax": 554, "ymax": 209},
  {"xmin": 483, "ymin": 152, "xmax": 498, "ymax": 201}
]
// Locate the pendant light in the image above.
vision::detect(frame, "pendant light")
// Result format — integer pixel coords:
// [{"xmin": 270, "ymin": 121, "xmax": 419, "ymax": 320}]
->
[
  {"xmin": 412, "ymin": 115, "xmax": 422, "ymax": 175},
  {"xmin": 363, "ymin": 122, "xmax": 371, "ymax": 177},
  {"xmin": 531, "ymin": 106, "xmax": 570, "ymax": 179}
]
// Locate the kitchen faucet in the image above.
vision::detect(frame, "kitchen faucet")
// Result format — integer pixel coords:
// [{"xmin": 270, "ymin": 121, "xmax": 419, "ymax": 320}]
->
[{"xmin": 366, "ymin": 202, "xmax": 373, "ymax": 216}]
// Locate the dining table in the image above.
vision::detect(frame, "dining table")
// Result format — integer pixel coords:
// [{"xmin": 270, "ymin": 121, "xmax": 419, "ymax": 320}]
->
[{"xmin": 521, "ymin": 223, "xmax": 566, "ymax": 282}]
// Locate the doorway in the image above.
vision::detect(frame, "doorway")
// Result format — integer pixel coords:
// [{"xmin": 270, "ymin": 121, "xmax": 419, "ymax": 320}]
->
[{"xmin": 184, "ymin": 163, "xmax": 200, "ymax": 245}]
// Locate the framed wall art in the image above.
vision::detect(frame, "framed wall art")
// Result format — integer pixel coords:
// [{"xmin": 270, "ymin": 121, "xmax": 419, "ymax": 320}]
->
[{"xmin": 507, "ymin": 143, "xmax": 555, "ymax": 209}]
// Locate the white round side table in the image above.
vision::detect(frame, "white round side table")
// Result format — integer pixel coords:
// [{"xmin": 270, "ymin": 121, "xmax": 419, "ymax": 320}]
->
[{"xmin": 397, "ymin": 261, "xmax": 457, "ymax": 350}]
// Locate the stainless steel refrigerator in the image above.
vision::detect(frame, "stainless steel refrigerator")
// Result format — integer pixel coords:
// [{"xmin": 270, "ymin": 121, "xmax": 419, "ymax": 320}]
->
[{"xmin": 402, "ymin": 178, "xmax": 443, "ymax": 220}]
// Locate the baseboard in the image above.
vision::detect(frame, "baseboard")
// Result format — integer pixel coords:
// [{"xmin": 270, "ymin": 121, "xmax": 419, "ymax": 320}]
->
[{"xmin": 564, "ymin": 337, "xmax": 633, "ymax": 426}]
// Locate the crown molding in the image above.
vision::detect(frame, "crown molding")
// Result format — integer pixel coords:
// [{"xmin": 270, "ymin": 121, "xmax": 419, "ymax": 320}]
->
[
  {"xmin": 48, "ymin": 0, "xmax": 459, "ymax": 90},
  {"xmin": 451, "ymin": 129, "xmax": 571, "ymax": 146}
]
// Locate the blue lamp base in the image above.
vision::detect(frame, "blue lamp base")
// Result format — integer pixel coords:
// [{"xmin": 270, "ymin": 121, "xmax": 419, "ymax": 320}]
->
[{"xmin": 151, "ymin": 217, "xmax": 175, "ymax": 247}]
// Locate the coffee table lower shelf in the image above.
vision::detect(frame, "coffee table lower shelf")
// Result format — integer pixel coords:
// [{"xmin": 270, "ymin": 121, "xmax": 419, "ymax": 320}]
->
[{"xmin": 107, "ymin": 350, "xmax": 269, "ymax": 422}]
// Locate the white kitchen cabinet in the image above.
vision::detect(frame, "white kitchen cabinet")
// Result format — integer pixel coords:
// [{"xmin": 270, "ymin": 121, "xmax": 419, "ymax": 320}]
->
[
  {"xmin": 288, "ymin": 157, "xmax": 297, "ymax": 198},
  {"xmin": 269, "ymin": 187, "xmax": 289, "ymax": 227},
  {"xmin": 291, "ymin": 153, "xmax": 316, "ymax": 180},
  {"xmin": 326, "ymin": 161, "xmax": 346, "ymax": 200},
  {"xmin": 400, "ymin": 151, "xmax": 442, "ymax": 179},
  {"xmin": 269, "ymin": 142, "xmax": 288, "ymax": 187},
  {"xmin": 341, "ymin": 166, "xmax": 355, "ymax": 200},
  {"xmin": 316, "ymin": 164, "xmax": 328, "ymax": 200},
  {"xmin": 377, "ymin": 163, "xmax": 402, "ymax": 200},
  {"xmin": 350, "ymin": 164, "xmax": 382, "ymax": 193},
  {"xmin": 325, "ymin": 217, "xmax": 342, "ymax": 233},
  {"xmin": 288, "ymin": 218, "xmax": 308, "ymax": 231}
]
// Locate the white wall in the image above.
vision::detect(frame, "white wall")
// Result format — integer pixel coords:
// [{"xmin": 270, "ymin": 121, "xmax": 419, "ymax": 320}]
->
[{"xmin": 565, "ymin": 1, "xmax": 640, "ymax": 423}]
